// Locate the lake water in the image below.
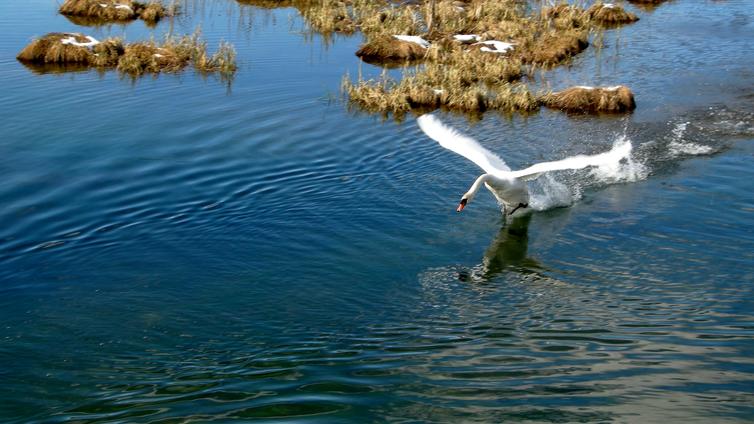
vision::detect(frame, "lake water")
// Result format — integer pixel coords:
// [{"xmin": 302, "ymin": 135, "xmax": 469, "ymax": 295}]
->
[{"xmin": 2, "ymin": 1, "xmax": 754, "ymax": 422}]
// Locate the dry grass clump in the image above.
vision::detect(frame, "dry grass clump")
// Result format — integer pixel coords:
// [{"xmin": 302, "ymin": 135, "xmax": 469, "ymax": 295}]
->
[
  {"xmin": 192, "ymin": 41, "xmax": 238, "ymax": 75},
  {"xmin": 342, "ymin": 75, "xmax": 420, "ymax": 114},
  {"xmin": 427, "ymin": 41, "xmax": 523, "ymax": 84},
  {"xmin": 542, "ymin": 85, "xmax": 636, "ymax": 113},
  {"xmin": 461, "ymin": 0, "xmax": 529, "ymax": 34},
  {"xmin": 344, "ymin": 0, "xmax": 589, "ymax": 68},
  {"xmin": 543, "ymin": 3, "xmax": 580, "ymax": 19},
  {"xmin": 117, "ymin": 42, "xmax": 189, "ymax": 75},
  {"xmin": 358, "ymin": 3, "xmax": 427, "ymax": 37},
  {"xmin": 296, "ymin": 0, "xmax": 527, "ymax": 40},
  {"xmin": 519, "ymin": 30, "xmax": 589, "ymax": 66},
  {"xmin": 343, "ymin": 74, "xmax": 538, "ymax": 116},
  {"xmin": 16, "ymin": 33, "xmax": 96, "ymax": 64},
  {"xmin": 587, "ymin": 3, "xmax": 639, "ymax": 25},
  {"xmin": 137, "ymin": 2, "xmax": 169, "ymax": 24},
  {"xmin": 117, "ymin": 34, "xmax": 237, "ymax": 76},
  {"xmin": 60, "ymin": 0, "xmax": 137, "ymax": 21},
  {"xmin": 541, "ymin": 4, "xmax": 590, "ymax": 30},
  {"xmin": 92, "ymin": 37, "xmax": 126, "ymax": 66},
  {"xmin": 355, "ymin": 35, "xmax": 428, "ymax": 64},
  {"xmin": 486, "ymin": 83, "xmax": 539, "ymax": 111},
  {"xmin": 58, "ymin": 0, "xmax": 172, "ymax": 25},
  {"xmin": 342, "ymin": 60, "xmax": 537, "ymax": 116},
  {"xmin": 16, "ymin": 31, "xmax": 236, "ymax": 78},
  {"xmin": 299, "ymin": 0, "xmax": 357, "ymax": 34}
]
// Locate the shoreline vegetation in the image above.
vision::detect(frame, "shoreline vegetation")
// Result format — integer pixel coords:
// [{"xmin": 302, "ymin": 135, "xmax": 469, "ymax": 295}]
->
[{"xmin": 17, "ymin": 31, "xmax": 237, "ymax": 78}]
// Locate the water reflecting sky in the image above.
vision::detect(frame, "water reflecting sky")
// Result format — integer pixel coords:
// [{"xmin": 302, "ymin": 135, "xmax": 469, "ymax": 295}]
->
[{"xmin": 1, "ymin": 1, "xmax": 753, "ymax": 422}]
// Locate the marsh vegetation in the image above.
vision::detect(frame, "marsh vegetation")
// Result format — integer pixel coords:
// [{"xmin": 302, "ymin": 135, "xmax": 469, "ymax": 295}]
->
[
  {"xmin": 281, "ymin": 0, "xmax": 644, "ymax": 117},
  {"xmin": 17, "ymin": 31, "xmax": 237, "ymax": 78},
  {"xmin": 542, "ymin": 85, "xmax": 636, "ymax": 113},
  {"xmin": 18, "ymin": 0, "xmax": 646, "ymax": 114},
  {"xmin": 59, "ymin": 0, "xmax": 175, "ymax": 26}
]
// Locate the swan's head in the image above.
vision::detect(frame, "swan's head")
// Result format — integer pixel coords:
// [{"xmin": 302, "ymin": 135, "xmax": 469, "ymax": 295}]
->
[
  {"xmin": 457, "ymin": 174, "xmax": 490, "ymax": 212},
  {"xmin": 457, "ymin": 192, "xmax": 474, "ymax": 212}
]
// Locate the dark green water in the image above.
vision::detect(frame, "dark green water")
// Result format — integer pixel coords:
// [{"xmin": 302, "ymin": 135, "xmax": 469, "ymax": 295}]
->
[{"xmin": 2, "ymin": 1, "xmax": 754, "ymax": 422}]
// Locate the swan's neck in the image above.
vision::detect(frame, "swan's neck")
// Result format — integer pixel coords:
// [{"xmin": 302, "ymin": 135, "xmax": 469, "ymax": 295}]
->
[{"xmin": 466, "ymin": 174, "xmax": 493, "ymax": 199}]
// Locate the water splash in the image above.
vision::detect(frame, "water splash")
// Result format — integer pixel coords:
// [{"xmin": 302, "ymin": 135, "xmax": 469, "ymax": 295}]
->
[
  {"xmin": 530, "ymin": 174, "xmax": 574, "ymax": 212},
  {"xmin": 528, "ymin": 136, "xmax": 645, "ymax": 212},
  {"xmin": 590, "ymin": 136, "xmax": 648, "ymax": 184},
  {"xmin": 528, "ymin": 104, "xmax": 753, "ymax": 214},
  {"xmin": 667, "ymin": 122, "xmax": 715, "ymax": 157}
]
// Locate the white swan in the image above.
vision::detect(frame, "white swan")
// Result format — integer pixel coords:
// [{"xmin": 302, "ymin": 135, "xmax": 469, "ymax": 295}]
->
[{"xmin": 417, "ymin": 114, "xmax": 632, "ymax": 216}]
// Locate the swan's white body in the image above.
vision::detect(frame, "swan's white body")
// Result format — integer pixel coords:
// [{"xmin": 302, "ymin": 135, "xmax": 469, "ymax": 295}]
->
[
  {"xmin": 464, "ymin": 173, "xmax": 530, "ymax": 216},
  {"xmin": 417, "ymin": 114, "xmax": 632, "ymax": 216}
]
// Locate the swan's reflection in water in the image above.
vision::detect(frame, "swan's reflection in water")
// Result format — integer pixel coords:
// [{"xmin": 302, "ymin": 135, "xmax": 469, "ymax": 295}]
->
[
  {"xmin": 419, "ymin": 214, "xmax": 571, "ymax": 305},
  {"xmin": 461, "ymin": 215, "xmax": 542, "ymax": 281}
]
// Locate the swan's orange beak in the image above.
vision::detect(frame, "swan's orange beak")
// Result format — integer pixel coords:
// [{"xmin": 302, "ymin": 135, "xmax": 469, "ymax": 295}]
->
[{"xmin": 457, "ymin": 198, "xmax": 467, "ymax": 212}]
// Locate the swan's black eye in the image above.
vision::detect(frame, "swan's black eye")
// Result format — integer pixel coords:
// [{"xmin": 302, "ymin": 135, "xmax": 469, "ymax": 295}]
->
[{"xmin": 459, "ymin": 198, "xmax": 468, "ymax": 206}]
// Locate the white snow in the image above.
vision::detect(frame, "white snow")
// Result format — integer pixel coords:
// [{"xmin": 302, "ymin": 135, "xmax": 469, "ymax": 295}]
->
[
  {"xmin": 99, "ymin": 2, "xmax": 133, "ymax": 12},
  {"xmin": 453, "ymin": 34, "xmax": 480, "ymax": 43},
  {"xmin": 668, "ymin": 142, "xmax": 714, "ymax": 156},
  {"xmin": 473, "ymin": 40, "xmax": 514, "ymax": 54},
  {"xmin": 393, "ymin": 35, "xmax": 430, "ymax": 49},
  {"xmin": 60, "ymin": 35, "xmax": 100, "ymax": 48}
]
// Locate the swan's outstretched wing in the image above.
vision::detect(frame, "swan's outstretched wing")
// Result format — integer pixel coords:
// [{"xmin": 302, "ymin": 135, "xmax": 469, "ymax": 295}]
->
[
  {"xmin": 509, "ymin": 139, "xmax": 632, "ymax": 181},
  {"xmin": 417, "ymin": 114, "xmax": 511, "ymax": 175}
]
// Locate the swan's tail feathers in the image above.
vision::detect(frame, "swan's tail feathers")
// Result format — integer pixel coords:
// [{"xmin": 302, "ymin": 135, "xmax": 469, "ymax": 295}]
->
[
  {"xmin": 417, "ymin": 114, "xmax": 511, "ymax": 175},
  {"xmin": 510, "ymin": 139, "xmax": 633, "ymax": 179}
]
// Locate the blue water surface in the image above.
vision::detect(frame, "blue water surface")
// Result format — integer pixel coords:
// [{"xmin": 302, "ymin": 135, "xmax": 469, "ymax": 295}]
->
[{"xmin": 1, "ymin": 0, "xmax": 753, "ymax": 422}]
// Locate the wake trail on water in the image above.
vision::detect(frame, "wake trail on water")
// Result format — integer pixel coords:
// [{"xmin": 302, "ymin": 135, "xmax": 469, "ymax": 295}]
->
[{"xmin": 527, "ymin": 103, "xmax": 754, "ymax": 212}]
